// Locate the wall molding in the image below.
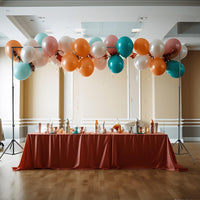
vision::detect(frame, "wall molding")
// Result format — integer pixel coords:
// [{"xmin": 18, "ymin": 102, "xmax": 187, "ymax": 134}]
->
[
  {"xmin": 155, "ymin": 118, "xmax": 200, "ymax": 125},
  {"xmin": 2, "ymin": 118, "xmax": 62, "ymax": 126},
  {"xmin": 184, "ymin": 137, "xmax": 200, "ymax": 142},
  {"xmin": 81, "ymin": 118, "xmax": 135, "ymax": 126}
]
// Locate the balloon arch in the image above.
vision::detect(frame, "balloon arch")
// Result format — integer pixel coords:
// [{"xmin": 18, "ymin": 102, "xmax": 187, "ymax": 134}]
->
[{"xmin": 5, "ymin": 33, "xmax": 188, "ymax": 80}]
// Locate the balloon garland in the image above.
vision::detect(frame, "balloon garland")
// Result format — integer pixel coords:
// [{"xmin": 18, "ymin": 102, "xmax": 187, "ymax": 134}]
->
[{"xmin": 4, "ymin": 33, "xmax": 188, "ymax": 80}]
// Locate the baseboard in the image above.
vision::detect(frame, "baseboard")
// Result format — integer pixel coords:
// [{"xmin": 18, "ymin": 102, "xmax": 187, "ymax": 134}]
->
[{"xmin": 183, "ymin": 137, "xmax": 200, "ymax": 142}]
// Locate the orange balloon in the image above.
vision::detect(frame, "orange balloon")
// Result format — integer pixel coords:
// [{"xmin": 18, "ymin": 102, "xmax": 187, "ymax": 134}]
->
[
  {"xmin": 73, "ymin": 38, "xmax": 90, "ymax": 58},
  {"xmin": 61, "ymin": 53, "xmax": 78, "ymax": 72},
  {"xmin": 5, "ymin": 40, "xmax": 22, "ymax": 62},
  {"xmin": 79, "ymin": 57, "xmax": 94, "ymax": 77},
  {"xmin": 150, "ymin": 57, "xmax": 166, "ymax": 76},
  {"xmin": 134, "ymin": 38, "xmax": 150, "ymax": 55}
]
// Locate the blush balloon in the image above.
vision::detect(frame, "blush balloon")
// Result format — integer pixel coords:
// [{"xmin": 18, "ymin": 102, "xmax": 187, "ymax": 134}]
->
[
  {"xmin": 104, "ymin": 35, "xmax": 118, "ymax": 55},
  {"xmin": 164, "ymin": 38, "xmax": 181, "ymax": 55},
  {"xmin": 32, "ymin": 51, "xmax": 49, "ymax": 67},
  {"xmin": 93, "ymin": 57, "xmax": 107, "ymax": 70},
  {"xmin": 42, "ymin": 36, "xmax": 58, "ymax": 57}
]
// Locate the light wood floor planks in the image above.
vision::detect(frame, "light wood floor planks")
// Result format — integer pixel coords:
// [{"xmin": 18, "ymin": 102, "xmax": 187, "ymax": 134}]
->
[{"xmin": 0, "ymin": 142, "xmax": 200, "ymax": 200}]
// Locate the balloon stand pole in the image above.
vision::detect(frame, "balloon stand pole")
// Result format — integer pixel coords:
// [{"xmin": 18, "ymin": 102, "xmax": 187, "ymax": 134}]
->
[
  {"xmin": 0, "ymin": 47, "xmax": 23, "ymax": 160},
  {"xmin": 173, "ymin": 54, "xmax": 196, "ymax": 163}
]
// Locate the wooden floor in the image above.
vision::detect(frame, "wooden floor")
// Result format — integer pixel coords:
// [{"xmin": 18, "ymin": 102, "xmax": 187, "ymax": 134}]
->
[{"xmin": 0, "ymin": 142, "xmax": 200, "ymax": 200}]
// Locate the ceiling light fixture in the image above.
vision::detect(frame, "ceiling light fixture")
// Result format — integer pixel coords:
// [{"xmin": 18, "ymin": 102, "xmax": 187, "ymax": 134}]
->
[
  {"xmin": 138, "ymin": 17, "xmax": 148, "ymax": 23},
  {"xmin": 75, "ymin": 28, "xmax": 85, "ymax": 33},
  {"xmin": 131, "ymin": 28, "xmax": 142, "ymax": 33},
  {"xmin": 45, "ymin": 29, "xmax": 53, "ymax": 34}
]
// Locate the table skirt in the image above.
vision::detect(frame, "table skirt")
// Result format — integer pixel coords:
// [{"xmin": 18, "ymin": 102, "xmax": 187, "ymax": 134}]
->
[{"xmin": 13, "ymin": 133, "xmax": 187, "ymax": 171}]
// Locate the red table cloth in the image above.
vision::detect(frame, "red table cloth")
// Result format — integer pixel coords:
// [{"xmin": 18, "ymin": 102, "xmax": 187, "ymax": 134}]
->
[{"xmin": 13, "ymin": 133, "xmax": 187, "ymax": 171}]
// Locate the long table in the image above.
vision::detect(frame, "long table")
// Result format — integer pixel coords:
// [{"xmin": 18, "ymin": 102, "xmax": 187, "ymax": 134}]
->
[{"xmin": 13, "ymin": 133, "xmax": 187, "ymax": 171}]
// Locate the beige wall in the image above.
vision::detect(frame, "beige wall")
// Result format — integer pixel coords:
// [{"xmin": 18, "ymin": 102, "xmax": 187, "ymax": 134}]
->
[
  {"xmin": 154, "ymin": 71, "xmax": 179, "ymax": 119},
  {"xmin": 72, "ymin": 60, "xmax": 127, "ymax": 124},
  {"xmin": 141, "ymin": 68, "xmax": 153, "ymax": 123},
  {"xmin": 21, "ymin": 62, "xmax": 59, "ymax": 119},
  {"xmin": 182, "ymin": 51, "xmax": 200, "ymax": 119},
  {"xmin": 140, "ymin": 64, "xmax": 179, "ymax": 123}
]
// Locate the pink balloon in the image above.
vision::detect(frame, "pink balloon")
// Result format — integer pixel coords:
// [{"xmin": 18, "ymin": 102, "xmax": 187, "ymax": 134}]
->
[
  {"xmin": 164, "ymin": 38, "xmax": 181, "ymax": 55},
  {"xmin": 104, "ymin": 35, "xmax": 118, "ymax": 55},
  {"xmin": 51, "ymin": 55, "xmax": 61, "ymax": 66},
  {"xmin": 42, "ymin": 36, "xmax": 58, "ymax": 57},
  {"xmin": 32, "ymin": 51, "xmax": 49, "ymax": 67},
  {"xmin": 93, "ymin": 57, "xmax": 107, "ymax": 70}
]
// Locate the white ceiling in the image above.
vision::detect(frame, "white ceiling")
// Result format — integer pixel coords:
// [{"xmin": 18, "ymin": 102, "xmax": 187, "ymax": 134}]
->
[{"xmin": 0, "ymin": 0, "xmax": 200, "ymax": 49}]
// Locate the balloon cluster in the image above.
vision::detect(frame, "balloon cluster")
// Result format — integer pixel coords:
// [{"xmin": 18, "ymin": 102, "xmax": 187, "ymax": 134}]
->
[
  {"xmin": 133, "ymin": 38, "xmax": 187, "ymax": 78},
  {"xmin": 5, "ymin": 33, "xmax": 188, "ymax": 81}
]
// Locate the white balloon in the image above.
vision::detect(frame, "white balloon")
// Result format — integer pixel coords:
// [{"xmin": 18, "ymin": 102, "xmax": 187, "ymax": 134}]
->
[
  {"xmin": 90, "ymin": 41, "xmax": 107, "ymax": 58},
  {"xmin": 32, "ymin": 51, "xmax": 49, "ymax": 67},
  {"xmin": 149, "ymin": 39, "xmax": 165, "ymax": 58},
  {"xmin": 58, "ymin": 36, "xmax": 73, "ymax": 53},
  {"xmin": 134, "ymin": 55, "xmax": 151, "ymax": 70},
  {"xmin": 173, "ymin": 45, "xmax": 188, "ymax": 60},
  {"xmin": 21, "ymin": 46, "xmax": 36, "ymax": 63},
  {"xmin": 180, "ymin": 45, "xmax": 188, "ymax": 59},
  {"xmin": 24, "ymin": 39, "xmax": 39, "ymax": 52}
]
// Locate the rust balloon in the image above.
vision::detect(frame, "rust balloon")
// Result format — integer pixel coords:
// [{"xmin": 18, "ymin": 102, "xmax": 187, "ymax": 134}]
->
[
  {"xmin": 61, "ymin": 53, "xmax": 78, "ymax": 72},
  {"xmin": 150, "ymin": 57, "xmax": 166, "ymax": 76},
  {"xmin": 5, "ymin": 40, "xmax": 22, "ymax": 62},
  {"xmin": 79, "ymin": 57, "xmax": 94, "ymax": 77}
]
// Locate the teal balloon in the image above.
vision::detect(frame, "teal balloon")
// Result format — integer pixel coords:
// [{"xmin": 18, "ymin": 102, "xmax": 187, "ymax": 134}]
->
[
  {"xmin": 116, "ymin": 36, "xmax": 133, "ymax": 58},
  {"xmin": 89, "ymin": 37, "xmax": 102, "ymax": 46},
  {"xmin": 34, "ymin": 33, "xmax": 48, "ymax": 51},
  {"xmin": 108, "ymin": 55, "xmax": 124, "ymax": 73},
  {"xmin": 166, "ymin": 60, "xmax": 185, "ymax": 78},
  {"xmin": 14, "ymin": 62, "xmax": 32, "ymax": 80}
]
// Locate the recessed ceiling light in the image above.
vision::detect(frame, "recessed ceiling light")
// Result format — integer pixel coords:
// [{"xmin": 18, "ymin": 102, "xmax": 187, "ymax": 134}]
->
[
  {"xmin": 75, "ymin": 28, "xmax": 85, "ymax": 33},
  {"xmin": 131, "ymin": 28, "xmax": 142, "ymax": 33},
  {"xmin": 45, "ymin": 29, "xmax": 53, "ymax": 34},
  {"xmin": 138, "ymin": 17, "xmax": 148, "ymax": 23}
]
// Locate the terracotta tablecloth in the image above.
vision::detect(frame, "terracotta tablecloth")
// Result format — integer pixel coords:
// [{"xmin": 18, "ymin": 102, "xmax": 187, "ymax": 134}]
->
[
  {"xmin": 111, "ymin": 133, "xmax": 186, "ymax": 171},
  {"xmin": 13, "ymin": 133, "xmax": 187, "ymax": 171}
]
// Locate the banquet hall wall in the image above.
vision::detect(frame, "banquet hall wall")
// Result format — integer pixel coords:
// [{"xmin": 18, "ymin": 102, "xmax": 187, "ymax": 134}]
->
[
  {"xmin": 181, "ymin": 50, "xmax": 200, "ymax": 141},
  {"xmin": 0, "ymin": 48, "xmax": 200, "ymax": 141}
]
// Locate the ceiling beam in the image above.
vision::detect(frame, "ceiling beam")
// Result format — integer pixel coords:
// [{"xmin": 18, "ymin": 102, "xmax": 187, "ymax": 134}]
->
[{"xmin": 1, "ymin": 0, "xmax": 200, "ymax": 7}]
